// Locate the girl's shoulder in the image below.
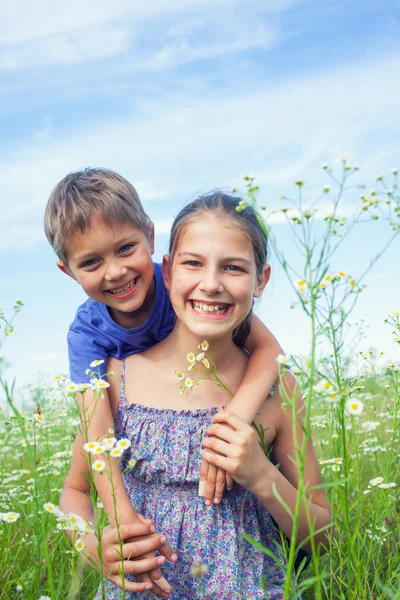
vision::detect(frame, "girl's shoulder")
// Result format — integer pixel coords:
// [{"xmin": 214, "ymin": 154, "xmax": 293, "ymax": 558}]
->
[{"xmin": 255, "ymin": 370, "xmax": 301, "ymax": 442}]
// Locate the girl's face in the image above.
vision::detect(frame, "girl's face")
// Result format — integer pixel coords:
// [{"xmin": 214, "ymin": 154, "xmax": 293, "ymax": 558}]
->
[{"xmin": 164, "ymin": 214, "xmax": 270, "ymax": 342}]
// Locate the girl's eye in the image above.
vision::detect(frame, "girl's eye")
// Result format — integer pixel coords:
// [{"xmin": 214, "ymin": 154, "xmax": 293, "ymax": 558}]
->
[
  {"xmin": 184, "ymin": 260, "xmax": 201, "ymax": 267},
  {"xmin": 226, "ymin": 265, "xmax": 244, "ymax": 272},
  {"xmin": 119, "ymin": 244, "xmax": 134, "ymax": 254}
]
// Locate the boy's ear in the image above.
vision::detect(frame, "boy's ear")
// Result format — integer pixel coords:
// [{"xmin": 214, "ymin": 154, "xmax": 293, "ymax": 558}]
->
[
  {"xmin": 57, "ymin": 260, "xmax": 77, "ymax": 282},
  {"xmin": 253, "ymin": 264, "xmax": 271, "ymax": 298},
  {"xmin": 149, "ymin": 223, "xmax": 155, "ymax": 255},
  {"xmin": 162, "ymin": 254, "xmax": 171, "ymax": 290}
]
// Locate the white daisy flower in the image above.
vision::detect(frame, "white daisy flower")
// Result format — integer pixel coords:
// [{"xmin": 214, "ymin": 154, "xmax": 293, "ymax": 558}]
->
[
  {"xmin": 276, "ymin": 354, "xmax": 289, "ymax": 366},
  {"xmin": 185, "ymin": 377, "xmax": 194, "ymax": 389},
  {"xmin": 175, "ymin": 371, "xmax": 185, "ymax": 381},
  {"xmin": 91, "ymin": 379, "xmax": 110, "ymax": 390},
  {"xmin": 196, "ymin": 352, "xmax": 205, "ymax": 362},
  {"xmin": 110, "ymin": 447, "xmax": 123, "ymax": 458},
  {"xmin": 83, "ymin": 441, "xmax": 97, "ymax": 454},
  {"xmin": 92, "ymin": 460, "xmax": 106, "ymax": 473},
  {"xmin": 331, "ymin": 464, "xmax": 341, "ymax": 472},
  {"xmin": 33, "ymin": 414, "xmax": 45, "ymax": 425},
  {"xmin": 128, "ymin": 459, "xmax": 137, "ymax": 469},
  {"xmin": 75, "ymin": 538, "xmax": 85, "ymax": 552},
  {"xmin": 116, "ymin": 439, "xmax": 131, "ymax": 450},
  {"xmin": 202, "ymin": 358, "xmax": 210, "ymax": 369},
  {"xmin": 369, "ymin": 477, "xmax": 384, "ymax": 487},
  {"xmin": 199, "ymin": 341, "xmax": 209, "ymax": 351},
  {"xmin": 345, "ymin": 399, "xmax": 364, "ymax": 415},
  {"xmin": 186, "ymin": 352, "xmax": 196, "ymax": 363},
  {"xmin": 43, "ymin": 502, "xmax": 59, "ymax": 514},
  {"xmin": 2, "ymin": 512, "xmax": 20, "ymax": 523},
  {"xmin": 101, "ymin": 437, "xmax": 116, "ymax": 451},
  {"xmin": 90, "ymin": 359, "xmax": 105, "ymax": 368}
]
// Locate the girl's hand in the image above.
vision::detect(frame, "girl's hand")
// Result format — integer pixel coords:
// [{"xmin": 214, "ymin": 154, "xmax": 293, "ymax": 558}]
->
[
  {"xmin": 198, "ymin": 457, "xmax": 234, "ymax": 505},
  {"xmin": 85, "ymin": 517, "xmax": 177, "ymax": 597},
  {"xmin": 201, "ymin": 410, "xmax": 271, "ymax": 494}
]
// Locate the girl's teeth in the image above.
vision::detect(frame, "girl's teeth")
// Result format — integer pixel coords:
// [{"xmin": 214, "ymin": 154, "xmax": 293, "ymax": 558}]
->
[{"xmin": 192, "ymin": 302, "xmax": 228, "ymax": 314}]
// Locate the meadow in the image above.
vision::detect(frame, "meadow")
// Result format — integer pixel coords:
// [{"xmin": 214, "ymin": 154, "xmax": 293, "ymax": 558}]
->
[{"xmin": 0, "ymin": 162, "xmax": 399, "ymax": 599}]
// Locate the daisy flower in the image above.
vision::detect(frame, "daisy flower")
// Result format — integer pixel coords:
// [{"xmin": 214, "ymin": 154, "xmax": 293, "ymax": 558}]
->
[
  {"xmin": 92, "ymin": 460, "xmax": 106, "ymax": 473},
  {"xmin": 199, "ymin": 341, "xmax": 209, "ymax": 351},
  {"xmin": 369, "ymin": 477, "xmax": 384, "ymax": 487},
  {"xmin": 83, "ymin": 441, "xmax": 97, "ymax": 454},
  {"xmin": 90, "ymin": 359, "xmax": 105, "ymax": 368},
  {"xmin": 175, "ymin": 371, "xmax": 185, "ymax": 381},
  {"xmin": 185, "ymin": 377, "xmax": 194, "ymax": 389},
  {"xmin": 110, "ymin": 448, "xmax": 123, "ymax": 458},
  {"xmin": 186, "ymin": 352, "xmax": 196, "ymax": 363},
  {"xmin": 2, "ymin": 512, "xmax": 20, "ymax": 523},
  {"xmin": 102, "ymin": 437, "xmax": 117, "ymax": 451},
  {"xmin": 33, "ymin": 414, "xmax": 45, "ymax": 425},
  {"xmin": 116, "ymin": 439, "xmax": 131, "ymax": 451},
  {"xmin": 75, "ymin": 538, "xmax": 85, "ymax": 552},
  {"xmin": 196, "ymin": 352, "xmax": 205, "ymax": 362},
  {"xmin": 345, "ymin": 399, "xmax": 364, "ymax": 416},
  {"xmin": 128, "ymin": 459, "xmax": 137, "ymax": 469},
  {"xmin": 276, "ymin": 354, "xmax": 289, "ymax": 366},
  {"xmin": 202, "ymin": 358, "xmax": 210, "ymax": 369}
]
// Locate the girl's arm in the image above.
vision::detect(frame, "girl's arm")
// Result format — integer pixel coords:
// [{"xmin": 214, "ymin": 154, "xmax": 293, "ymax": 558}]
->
[
  {"xmin": 201, "ymin": 373, "xmax": 331, "ymax": 553},
  {"xmin": 200, "ymin": 315, "xmax": 283, "ymax": 505},
  {"xmin": 60, "ymin": 431, "xmax": 176, "ymax": 596}
]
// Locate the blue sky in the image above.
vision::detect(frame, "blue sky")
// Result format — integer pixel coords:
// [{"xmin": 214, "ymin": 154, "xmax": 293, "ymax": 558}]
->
[{"xmin": 1, "ymin": 0, "xmax": 400, "ymax": 397}]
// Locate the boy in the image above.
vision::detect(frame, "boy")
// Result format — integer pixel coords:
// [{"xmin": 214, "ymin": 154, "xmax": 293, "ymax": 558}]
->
[{"xmin": 44, "ymin": 168, "xmax": 283, "ymax": 591}]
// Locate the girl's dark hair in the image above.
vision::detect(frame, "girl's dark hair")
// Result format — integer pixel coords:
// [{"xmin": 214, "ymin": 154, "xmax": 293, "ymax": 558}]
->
[{"xmin": 169, "ymin": 191, "xmax": 269, "ymax": 347}]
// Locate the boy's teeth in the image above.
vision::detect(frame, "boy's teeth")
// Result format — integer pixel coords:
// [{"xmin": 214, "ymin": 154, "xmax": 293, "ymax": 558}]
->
[
  {"xmin": 109, "ymin": 280, "xmax": 135, "ymax": 295},
  {"xmin": 192, "ymin": 301, "xmax": 228, "ymax": 314}
]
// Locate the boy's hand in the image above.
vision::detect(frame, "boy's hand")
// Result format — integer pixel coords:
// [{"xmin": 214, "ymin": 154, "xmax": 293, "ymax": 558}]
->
[{"xmin": 199, "ymin": 456, "xmax": 234, "ymax": 506}]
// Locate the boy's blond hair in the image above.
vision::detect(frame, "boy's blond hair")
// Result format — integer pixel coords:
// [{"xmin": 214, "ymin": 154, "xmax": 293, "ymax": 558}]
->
[{"xmin": 44, "ymin": 168, "xmax": 151, "ymax": 265}]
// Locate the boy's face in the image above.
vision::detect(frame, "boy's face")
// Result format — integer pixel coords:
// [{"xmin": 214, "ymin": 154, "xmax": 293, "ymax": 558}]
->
[{"xmin": 58, "ymin": 216, "xmax": 155, "ymax": 327}]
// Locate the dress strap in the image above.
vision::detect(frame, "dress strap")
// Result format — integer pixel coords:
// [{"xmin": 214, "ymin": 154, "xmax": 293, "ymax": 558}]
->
[{"xmin": 119, "ymin": 359, "xmax": 128, "ymax": 407}]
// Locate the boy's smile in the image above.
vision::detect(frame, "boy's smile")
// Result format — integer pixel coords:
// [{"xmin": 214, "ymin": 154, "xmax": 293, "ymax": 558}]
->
[{"xmin": 58, "ymin": 215, "xmax": 156, "ymax": 328}]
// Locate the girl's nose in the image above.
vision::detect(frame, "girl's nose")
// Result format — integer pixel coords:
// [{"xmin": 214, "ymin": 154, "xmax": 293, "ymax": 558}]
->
[
  {"xmin": 104, "ymin": 263, "xmax": 128, "ymax": 282},
  {"xmin": 199, "ymin": 269, "xmax": 223, "ymax": 295}
]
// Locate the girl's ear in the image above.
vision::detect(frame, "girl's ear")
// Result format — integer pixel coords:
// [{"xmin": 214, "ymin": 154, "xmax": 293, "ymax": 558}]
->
[
  {"xmin": 57, "ymin": 260, "xmax": 78, "ymax": 282},
  {"xmin": 162, "ymin": 254, "xmax": 171, "ymax": 289},
  {"xmin": 253, "ymin": 264, "xmax": 271, "ymax": 298}
]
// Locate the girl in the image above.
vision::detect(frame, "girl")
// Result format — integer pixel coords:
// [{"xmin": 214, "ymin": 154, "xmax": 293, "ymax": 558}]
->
[{"xmin": 61, "ymin": 192, "xmax": 331, "ymax": 599}]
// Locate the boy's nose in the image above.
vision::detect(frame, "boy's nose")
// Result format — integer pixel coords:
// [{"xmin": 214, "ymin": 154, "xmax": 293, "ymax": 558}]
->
[{"xmin": 104, "ymin": 264, "xmax": 128, "ymax": 281}]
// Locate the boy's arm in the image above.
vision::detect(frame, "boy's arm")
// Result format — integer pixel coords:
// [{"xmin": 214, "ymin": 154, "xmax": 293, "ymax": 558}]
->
[
  {"xmin": 200, "ymin": 315, "xmax": 283, "ymax": 505},
  {"xmin": 228, "ymin": 314, "xmax": 283, "ymax": 423}
]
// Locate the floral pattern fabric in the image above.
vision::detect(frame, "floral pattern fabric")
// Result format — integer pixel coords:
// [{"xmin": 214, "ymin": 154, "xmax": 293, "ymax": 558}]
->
[{"xmin": 95, "ymin": 361, "xmax": 300, "ymax": 599}]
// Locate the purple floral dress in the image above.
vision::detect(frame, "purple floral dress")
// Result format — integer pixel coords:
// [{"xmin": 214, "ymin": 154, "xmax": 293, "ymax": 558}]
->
[{"xmin": 95, "ymin": 361, "xmax": 299, "ymax": 599}]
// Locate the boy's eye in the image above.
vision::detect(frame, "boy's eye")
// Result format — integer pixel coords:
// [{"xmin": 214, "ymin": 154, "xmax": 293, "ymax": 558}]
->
[
  {"xmin": 81, "ymin": 258, "xmax": 98, "ymax": 268},
  {"xmin": 119, "ymin": 244, "xmax": 134, "ymax": 254}
]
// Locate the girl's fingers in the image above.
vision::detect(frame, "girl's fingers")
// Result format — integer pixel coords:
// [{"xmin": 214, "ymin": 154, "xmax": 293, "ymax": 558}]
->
[
  {"xmin": 110, "ymin": 574, "xmax": 153, "ymax": 593},
  {"xmin": 158, "ymin": 542, "xmax": 178, "ymax": 562},
  {"xmin": 119, "ymin": 534, "xmax": 168, "ymax": 560},
  {"xmin": 201, "ymin": 448, "xmax": 229, "ymax": 471},
  {"xmin": 137, "ymin": 573, "xmax": 171, "ymax": 598},
  {"xmin": 202, "ymin": 435, "xmax": 232, "ymax": 457},
  {"xmin": 123, "ymin": 555, "xmax": 167, "ymax": 575},
  {"xmin": 206, "ymin": 422, "xmax": 241, "ymax": 444},
  {"xmin": 110, "ymin": 523, "xmax": 155, "ymax": 543},
  {"xmin": 211, "ymin": 410, "xmax": 247, "ymax": 430}
]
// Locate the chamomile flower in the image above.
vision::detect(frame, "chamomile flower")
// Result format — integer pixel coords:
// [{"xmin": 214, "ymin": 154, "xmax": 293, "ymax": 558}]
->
[
  {"xmin": 202, "ymin": 358, "xmax": 210, "ymax": 369},
  {"xmin": 110, "ymin": 448, "xmax": 123, "ymax": 458},
  {"xmin": 67, "ymin": 383, "xmax": 81, "ymax": 393},
  {"xmin": 91, "ymin": 379, "xmax": 110, "ymax": 390},
  {"xmin": 186, "ymin": 352, "xmax": 196, "ymax": 363},
  {"xmin": 175, "ymin": 371, "xmax": 185, "ymax": 381},
  {"xmin": 75, "ymin": 538, "xmax": 85, "ymax": 552},
  {"xmin": 196, "ymin": 352, "xmax": 205, "ymax": 362},
  {"xmin": 39, "ymin": 596, "xmax": 52, "ymax": 600},
  {"xmin": 90, "ymin": 359, "xmax": 105, "ymax": 368},
  {"xmin": 276, "ymin": 354, "xmax": 289, "ymax": 366},
  {"xmin": 345, "ymin": 399, "xmax": 364, "ymax": 416},
  {"xmin": 101, "ymin": 437, "xmax": 116, "ymax": 451},
  {"xmin": 331, "ymin": 464, "xmax": 341, "ymax": 472},
  {"xmin": 33, "ymin": 414, "xmax": 45, "ymax": 425},
  {"xmin": 199, "ymin": 341, "xmax": 209, "ymax": 351},
  {"xmin": 128, "ymin": 459, "xmax": 137, "ymax": 469},
  {"xmin": 369, "ymin": 477, "xmax": 384, "ymax": 487},
  {"xmin": 185, "ymin": 377, "xmax": 194, "ymax": 389},
  {"xmin": 43, "ymin": 502, "xmax": 59, "ymax": 514},
  {"xmin": 1, "ymin": 512, "xmax": 20, "ymax": 523},
  {"xmin": 83, "ymin": 441, "xmax": 97, "ymax": 454},
  {"xmin": 116, "ymin": 439, "xmax": 131, "ymax": 451},
  {"xmin": 93, "ymin": 460, "xmax": 106, "ymax": 473}
]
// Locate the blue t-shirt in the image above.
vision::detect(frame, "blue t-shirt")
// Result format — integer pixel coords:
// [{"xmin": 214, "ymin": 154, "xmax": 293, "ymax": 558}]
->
[{"xmin": 67, "ymin": 263, "xmax": 176, "ymax": 383}]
